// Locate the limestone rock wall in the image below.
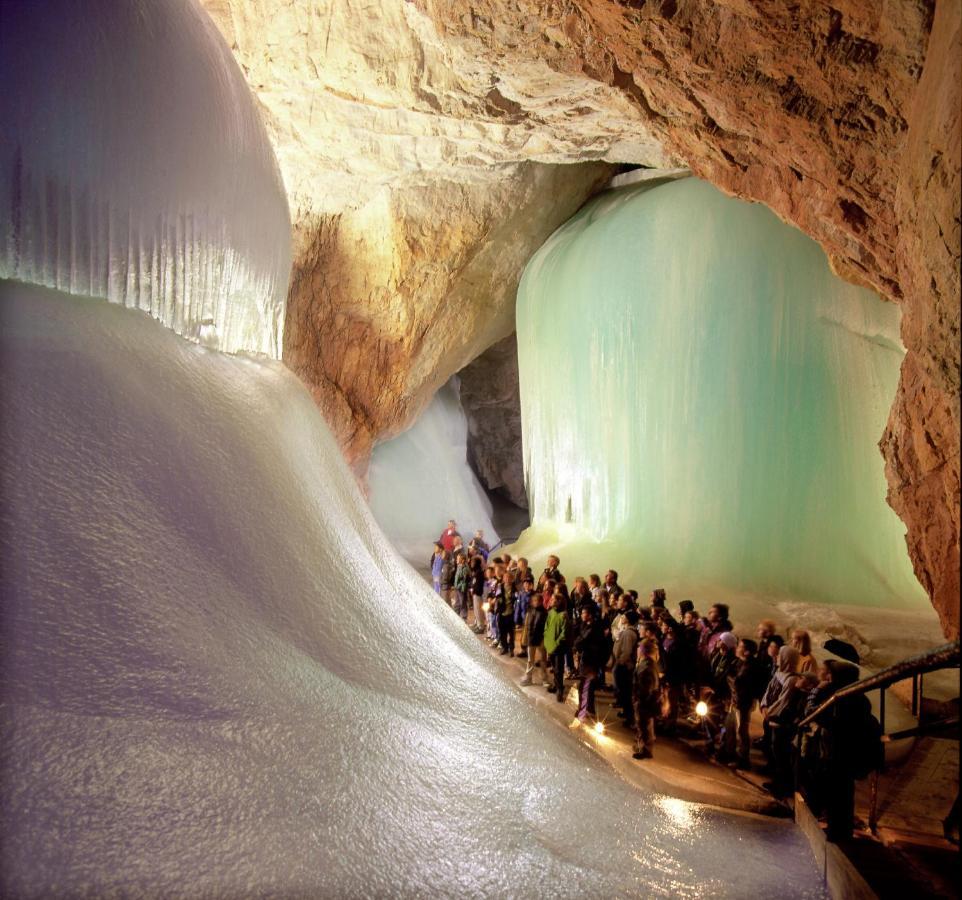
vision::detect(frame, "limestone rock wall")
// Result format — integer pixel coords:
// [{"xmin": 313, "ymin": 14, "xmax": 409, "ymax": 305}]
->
[
  {"xmin": 459, "ymin": 334, "xmax": 527, "ymax": 509},
  {"xmin": 202, "ymin": 0, "xmax": 959, "ymax": 636},
  {"xmin": 282, "ymin": 161, "xmax": 613, "ymax": 465}
]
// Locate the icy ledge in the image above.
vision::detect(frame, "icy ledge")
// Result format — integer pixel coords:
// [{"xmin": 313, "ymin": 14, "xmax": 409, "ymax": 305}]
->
[{"xmin": 0, "ymin": 280, "xmax": 825, "ymax": 896}]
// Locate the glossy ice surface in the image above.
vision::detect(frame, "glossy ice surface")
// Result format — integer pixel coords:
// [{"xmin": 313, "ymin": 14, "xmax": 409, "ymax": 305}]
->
[
  {"xmin": 368, "ymin": 377, "xmax": 499, "ymax": 561},
  {"xmin": 516, "ymin": 178, "xmax": 927, "ymax": 610},
  {"xmin": 0, "ymin": 281, "xmax": 826, "ymax": 897},
  {"xmin": 0, "ymin": 0, "xmax": 291, "ymax": 356}
]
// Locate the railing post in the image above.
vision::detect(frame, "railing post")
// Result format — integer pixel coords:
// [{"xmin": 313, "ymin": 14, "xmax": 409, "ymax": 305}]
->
[
  {"xmin": 918, "ymin": 671, "xmax": 925, "ymax": 723},
  {"xmin": 869, "ymin": 768, "xmax": 880, "ymax": 834},
  {"xmin": 911, "ymin": 673, "xmax": 919, "ymax": 717},
  {"xmin": 878, "ymin": 688, "xmax": 886, "ymax": 775}
]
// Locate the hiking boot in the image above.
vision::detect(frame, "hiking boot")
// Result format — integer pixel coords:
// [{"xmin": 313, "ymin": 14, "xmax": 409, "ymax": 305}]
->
[
  {"xmin": 546, "ymin": 685, "xmax": 557, "ymax": 693},
  {"xmin": 520, "ymin": 677, "xmax": 532, "ymax": 686},
  {"xmin": 632, "ymin": 749, "xmax": 653, "ymax": 760}
]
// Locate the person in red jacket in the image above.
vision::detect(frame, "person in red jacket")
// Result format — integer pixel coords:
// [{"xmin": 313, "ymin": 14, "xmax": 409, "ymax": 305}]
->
[{"xmin": 438, "ymin": 520, "xmax": 460, "ymax": 554}]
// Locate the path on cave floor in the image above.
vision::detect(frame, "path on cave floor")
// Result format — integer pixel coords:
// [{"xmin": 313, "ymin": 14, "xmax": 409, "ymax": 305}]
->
[
  {"xmin": 463, "ymin": 608, "xmax": 960, "ymax": 897},
  {"xmin": 469, "ymin": 619, "xmax": 786, "ymax": 817}
]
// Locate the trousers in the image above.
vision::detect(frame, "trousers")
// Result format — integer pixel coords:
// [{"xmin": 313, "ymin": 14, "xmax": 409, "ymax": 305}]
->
[
  {"xmin": 525, "ymin": 643, "xmax": 548, "ymax": 683},
  {"xmin": 577, "ymin": 672, "xmax": 597, "ymax": 721}
]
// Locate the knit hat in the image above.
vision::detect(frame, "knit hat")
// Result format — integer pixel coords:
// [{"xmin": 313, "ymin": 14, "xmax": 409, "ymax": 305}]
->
[
  {"xmin": 718, "ymin": 631, "xmax": 738, "ymax": 650},
  {"xmin": 679, "ymin": 599, "xmax": 694, "ymax": 614}
]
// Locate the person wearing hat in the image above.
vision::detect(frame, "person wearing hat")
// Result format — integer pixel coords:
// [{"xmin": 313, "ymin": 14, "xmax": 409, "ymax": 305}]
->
[{"xmin": 710, "ymin": 632, "xmax": 739, "ymax": 700}]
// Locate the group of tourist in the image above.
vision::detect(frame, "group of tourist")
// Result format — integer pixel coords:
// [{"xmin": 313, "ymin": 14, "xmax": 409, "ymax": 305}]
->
[{"xmin": 429, "ymin": 521, "xmax": 880, "ymax": 830}]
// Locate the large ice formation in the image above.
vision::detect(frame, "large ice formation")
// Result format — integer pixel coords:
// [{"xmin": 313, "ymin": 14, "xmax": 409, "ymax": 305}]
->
[
  {"xmin": 515, "ymin": 177, "xmax": 929, "ymax": 612},
  {"xmin": 368, "ymin": 378, "xmax": 500, "ymax": 561},
  {"xmin": 0, "ymin": 282, "xmax": 826, "ymax": 895},
  {"xmin": 0, "ymin": 0, "xmax": 291, "ymax": 357}
]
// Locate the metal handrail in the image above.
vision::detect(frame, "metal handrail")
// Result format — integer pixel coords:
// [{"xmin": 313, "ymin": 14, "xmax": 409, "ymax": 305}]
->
[
  {"xmin": 488, "ymin": 537, "xmax": 520, "ymax": 555},
  {"xmin": 793, "ymin": 639, "xmax": 959, "ymax": 836},
  {"xmin": 882, "ymin": 717, "xmax": 959, "ymax": 743},
  {"xmin": 797, "ymin": 640, "xmax": 960, "ymax": 729}
]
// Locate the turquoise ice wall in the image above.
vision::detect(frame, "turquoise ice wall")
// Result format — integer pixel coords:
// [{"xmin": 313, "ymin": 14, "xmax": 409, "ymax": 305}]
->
[{"xmin": 516, "ymin": 177, "xmax": 927, "ymax": 609}]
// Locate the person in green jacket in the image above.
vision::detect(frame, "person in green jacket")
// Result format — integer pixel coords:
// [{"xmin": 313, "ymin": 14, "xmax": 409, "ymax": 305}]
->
[{"xmin": 543, "ymin": 593, "xmax": 570, "ymax": 702}]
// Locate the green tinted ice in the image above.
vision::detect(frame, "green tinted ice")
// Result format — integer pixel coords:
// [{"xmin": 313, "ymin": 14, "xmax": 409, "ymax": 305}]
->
[{"xmin": 517, "ymin": 177, "xmax": 926, "ymax": 609}]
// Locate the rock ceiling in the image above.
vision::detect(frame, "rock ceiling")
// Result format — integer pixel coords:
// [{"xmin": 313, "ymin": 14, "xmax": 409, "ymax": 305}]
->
[{"xmin": 201, "ymin": 0, "xmax": 959, "ymax": 637}]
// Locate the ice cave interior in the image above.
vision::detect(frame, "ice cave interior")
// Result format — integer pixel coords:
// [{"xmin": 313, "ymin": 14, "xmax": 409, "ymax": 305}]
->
[{"xmin": 1, "ymin": 0, "xmax": 959, "ymax": 896}]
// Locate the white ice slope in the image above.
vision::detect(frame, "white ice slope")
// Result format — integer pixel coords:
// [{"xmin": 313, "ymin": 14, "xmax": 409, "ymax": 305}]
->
[
  {"xmin": 368, "ymin": 377, "xmax": 500, "ymax": 563},
  {"xmin": 0, "ymin": 281, "xmax": 825, "ymax": 897}
]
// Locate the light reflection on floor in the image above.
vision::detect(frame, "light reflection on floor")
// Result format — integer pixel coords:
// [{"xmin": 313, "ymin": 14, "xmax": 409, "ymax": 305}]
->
[{"xmin": 656, "ymin": 796, "xmax": 698, "ymax": 834}]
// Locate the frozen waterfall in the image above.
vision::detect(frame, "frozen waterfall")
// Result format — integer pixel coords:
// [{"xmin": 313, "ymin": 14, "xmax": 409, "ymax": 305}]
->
[
  {"xmin": 368, "ymin": 378, "xmax": 500, "ymax": 562},
  {"xmin": 0, "ymin": 0, "xmax": 291, "ymax": 357},
  {"xmin": 515, "ymin": 177, "xmax": 928, "ymax": 612}
]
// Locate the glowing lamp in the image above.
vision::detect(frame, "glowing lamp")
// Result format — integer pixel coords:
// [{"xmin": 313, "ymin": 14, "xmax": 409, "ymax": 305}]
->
[
  {"xmin": 482, "ymin": 601, "xmax": 490, "ymax": 612},
  {"xmin": 695, "ymin": 701, "xmax": 709, "ymax": 718},
  {"xmin": 594, "ymin": 721, "xmax": 605, "ymax": 735}
]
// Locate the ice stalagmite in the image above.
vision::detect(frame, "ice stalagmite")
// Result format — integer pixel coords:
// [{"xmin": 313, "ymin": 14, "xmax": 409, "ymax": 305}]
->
[
  {"xmin": 516, "ymin": 177, "xmax": 927, "ymax": 610},
  {"xmin": 0, "ymin": 0, "xmax": 291, "ymax": 356},
  {"xmin": 368, "ymin": 378, "xmax": 500, "ymax": 561}
]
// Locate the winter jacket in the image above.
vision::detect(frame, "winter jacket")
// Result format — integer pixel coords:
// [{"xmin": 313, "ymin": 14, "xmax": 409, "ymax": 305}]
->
[
  {"xmin": 612, "ymin": 624, "xmax": 640, "ymax": 667},
  {"xmin": 470, "ymin": 568, "xmax": 485, "ymax": 597},
  {"xmin": 454, "ymin": 564, "xmax": 470, "ymax": 593},
  {"xmin": 698, "ymin": 619, "xmax": 733, "ymax": 659},
  {"xmin": 514, "ymin": 589, "xmax": 531, "ymax": 626},
  {"xmin": 660, "ymin": 629, "xmax": 694, "ymax": 686},
  {"xmin": 729, "ymin": 657, "xmax": 763, "ymax": 709},
  {"xmin": 573, "ymin": 619, "xmax": 607, "ymax": 670},
  {"xmin": 538, "ymin": 566, "xmax": 562, "ymax": 588},
  {"xmin": 439, "ymin": 560, "xmax": 456, "ymax": 590},
  {"xmin": 439, "ymin": 528, "xmax": 460, "ymax": 553},
  {"xmin": 523, "ymin": 606, "xmax": 547, "ymax": 647},
  {"xmin": 430, "ymin": 553, "xmax": 444, "ymax": 580},
  {"xmin": 469, "ymin": 538, "xmax": 490, "ymax": 561},
  {"xmin": 632, "ymin": 657, "xmax": 661, "ymax": 713},
  {"xmin": 709, "ymin": 649, "xmax": 736, "ymax": 700},
  {"xmin": 497, "ymin": 586, "xmax": 516, "ymax": 619},
  {"xmin": 543, "ymin": 608, "xmax": 569, "ymax": 655}
]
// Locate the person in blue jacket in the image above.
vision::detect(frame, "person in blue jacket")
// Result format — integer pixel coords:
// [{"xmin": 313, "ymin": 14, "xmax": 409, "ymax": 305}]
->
[{"xmin": 429, "ymin": 542, "xmax": 444, "ymax": 594}]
